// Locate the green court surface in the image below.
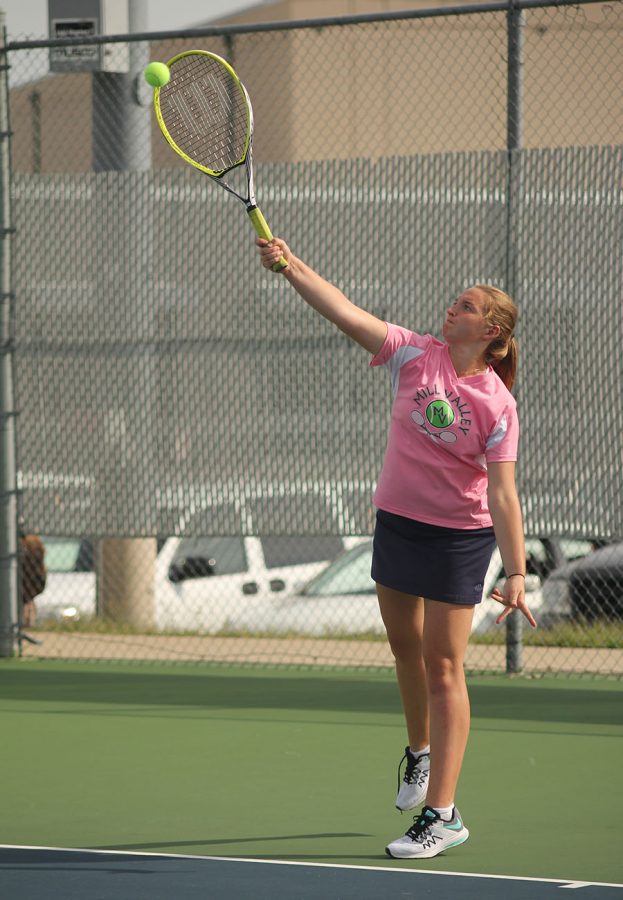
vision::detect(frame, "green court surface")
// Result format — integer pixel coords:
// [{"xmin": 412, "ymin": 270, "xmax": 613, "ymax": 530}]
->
[{"xmin": 0, "ymin": 660, "xmax": 621, "ymax": 887}]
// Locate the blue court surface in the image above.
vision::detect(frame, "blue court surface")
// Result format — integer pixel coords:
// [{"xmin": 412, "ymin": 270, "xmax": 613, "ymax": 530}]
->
[{"xmin": 2, "ymin": 846, "xmax": 622, "ymax": 900}]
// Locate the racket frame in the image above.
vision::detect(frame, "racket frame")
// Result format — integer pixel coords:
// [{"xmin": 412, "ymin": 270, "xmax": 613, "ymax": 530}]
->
[{"xmin": 153, "ymin": 49, "xmax": 286, "ymax": 270}]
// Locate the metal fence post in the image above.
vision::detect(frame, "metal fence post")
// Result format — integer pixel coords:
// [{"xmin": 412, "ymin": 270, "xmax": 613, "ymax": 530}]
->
[
  {"xmin": 0, "ymin": 12, "xmax": 18, "ymax": 658},
  {"xmin": 505, "ymin": 0, "xmax": 525, "ymax": 674},
  {"xmin": 94, "ymin": 0, "xmax": 157, "ymax": 630}
]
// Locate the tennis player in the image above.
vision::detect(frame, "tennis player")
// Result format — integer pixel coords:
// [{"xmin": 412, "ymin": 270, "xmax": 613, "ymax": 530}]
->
[{"xmin": 257, "ymin": 237, "xmax": 536, "ymax": 860}]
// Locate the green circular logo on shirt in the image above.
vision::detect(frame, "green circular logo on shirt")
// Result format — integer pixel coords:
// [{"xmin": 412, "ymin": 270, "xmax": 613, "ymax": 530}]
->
[{"xmin": 426, "ymin": 399, "xmax": 455, "ymax": 429}]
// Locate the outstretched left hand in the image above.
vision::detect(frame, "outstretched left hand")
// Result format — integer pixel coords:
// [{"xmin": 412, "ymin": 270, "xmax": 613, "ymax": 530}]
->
[{"xmin": 490, "ymin": 575, "xmax": 537, "ymax": 628}]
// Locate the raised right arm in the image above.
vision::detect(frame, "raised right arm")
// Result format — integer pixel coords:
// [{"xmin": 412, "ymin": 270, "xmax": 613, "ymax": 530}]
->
[{"xmin": 257, "ymin": 237, "xmax": 387, "ymax": 356}]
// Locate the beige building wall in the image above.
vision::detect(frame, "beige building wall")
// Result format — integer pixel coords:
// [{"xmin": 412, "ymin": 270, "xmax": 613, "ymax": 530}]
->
[
  {"xmin": 8, "ymin": 0, "xmax": 622, "ymax": 173},
  {"xmin": 12, "ymin": 73, "xmax": 92, "ymax": 173},
  {"xmin": 225, "ymin": 0, "xmax": 621, "ymax": 159}
]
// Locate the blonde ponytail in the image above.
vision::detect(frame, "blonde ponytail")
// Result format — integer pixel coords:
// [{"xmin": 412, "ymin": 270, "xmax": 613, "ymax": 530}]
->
[
  {"xmin": 475, "ymin": 284, "xmax": 519, "ymax": 392},
  {"xmin": 488, "ymin": 335, "xmax": 518, "ymax": 391}
]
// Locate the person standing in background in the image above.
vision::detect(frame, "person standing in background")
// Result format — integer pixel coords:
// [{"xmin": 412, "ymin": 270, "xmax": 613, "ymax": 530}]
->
[{"xmin": 20, "ymin": 533, "xmax": 46, "ymax": 627}]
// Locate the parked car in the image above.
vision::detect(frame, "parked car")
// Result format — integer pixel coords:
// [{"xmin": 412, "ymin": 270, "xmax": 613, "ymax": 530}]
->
[
  {"xmin": 233, "ymin": 539, "xmax": 381, "ymax": 636},
  {"xmin": 31, "ymin": 533, "xmax": 363, "ymax": 632},
  {"xmin": 242, "ymin": 536, "xmax": 596, "ymax": 637},
  {"xmin": 30, "ymin": 532, "xmax": 598, "ymax": 635},
  {"xmin": 154, "ymin": 534, "xmax": 364, "ymax": 632},
  {"xmin": 476, "ymin": 536, "xmax": 596, "ymax": 631},
  {"xmin": 34, "ymin": 537, "xmax": 95, "ymax": 622},
  {"xmin": 541, "ymin": 542, "xmax": 623, "ymax": 621}
]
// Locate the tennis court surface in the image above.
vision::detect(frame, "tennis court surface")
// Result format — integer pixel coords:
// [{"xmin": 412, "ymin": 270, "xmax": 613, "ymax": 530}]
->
[
  {"xmin": 1, "ymin": 661, "xmax": 621, "ymax": 898},
  {"xmin": 2, "ymin": 847, "xmax": 622, "ymax": 900}
]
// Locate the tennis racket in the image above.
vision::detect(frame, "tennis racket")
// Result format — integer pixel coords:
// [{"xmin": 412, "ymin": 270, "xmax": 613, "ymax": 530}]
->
[{"xmin": 153, "ymin": 49, "xmax": 287, "ymax": 271}]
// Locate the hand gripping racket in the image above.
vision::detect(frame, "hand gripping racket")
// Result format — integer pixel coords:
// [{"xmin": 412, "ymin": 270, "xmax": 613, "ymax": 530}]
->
[{"xmin": 153, "ymin": 50, "xmax": 287, "ymax": 271}]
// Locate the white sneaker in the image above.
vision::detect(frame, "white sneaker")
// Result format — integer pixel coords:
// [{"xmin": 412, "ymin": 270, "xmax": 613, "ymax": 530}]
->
[
  {"xmin": 395, "ymin": 746, "xmax": 430, "ymax": 811},
  {"xmin": 386, "ymin": 805, "xmax": 469, "ymax": 859}
]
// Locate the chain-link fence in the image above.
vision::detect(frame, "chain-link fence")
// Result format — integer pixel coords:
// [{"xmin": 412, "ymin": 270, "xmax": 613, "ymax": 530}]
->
[{"xmin": 4, "ymin": 1, "xmax": 623, "ymax": 674}]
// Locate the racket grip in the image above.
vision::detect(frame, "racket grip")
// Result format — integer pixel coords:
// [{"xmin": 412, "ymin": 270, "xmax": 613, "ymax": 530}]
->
[{"xmin": 247, "ymin": 206, "xmax": 288, "ymax": 272}]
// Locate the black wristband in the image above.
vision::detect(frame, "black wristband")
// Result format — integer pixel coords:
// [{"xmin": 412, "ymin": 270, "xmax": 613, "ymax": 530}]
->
[{"xmin": 506, "ymin": 572, "xmax": 525, "ymax": 578}]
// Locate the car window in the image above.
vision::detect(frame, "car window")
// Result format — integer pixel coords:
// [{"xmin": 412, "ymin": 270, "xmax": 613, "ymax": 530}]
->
[
  {"xmin": 304, "ymin": 543, "xmax": 375, "ymax": 596},
  {"xmin": 524, "ymin": 539, "xmax": 547, "ymax": 561},
  {"xmin": 172, "ymin": 537, "xmax": 247, "ymax": 575},
  {"xmin": 41, "ymin": 538, "xmax": 82, "ymax": 572},
  {"xmin": 260, "ymin": 536, "xmax": 344, "ymax": 569},
  {"xmin": 524, "ymin": 539, "xmax": 553, "ymax": 580},
  {"xmin": 492, "ymin": 539, "xmax": 596, "ymax": 584}
]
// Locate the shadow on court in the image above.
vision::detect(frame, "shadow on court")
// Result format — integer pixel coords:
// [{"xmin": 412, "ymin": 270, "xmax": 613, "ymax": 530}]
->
[
  {"xmin": 92, "ymin": 832, "xmax": 372, "ymax": 853},
  {"xmin": 2, "ymin": 848, "xmax": 622, "ymax": 900},
  {"xmin": 1, "ymin": 666, "xmax": 621, "ymax": 727}
]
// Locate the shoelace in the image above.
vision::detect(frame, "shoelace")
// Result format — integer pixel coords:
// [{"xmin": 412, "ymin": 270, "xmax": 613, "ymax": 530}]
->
[
  {"xmin": 397, "ymin": 747, "xmax": 429, "ymax": 794},
  {"xmin": 406, "ymin": 808, "xmax": 441, "ymax": 847}
]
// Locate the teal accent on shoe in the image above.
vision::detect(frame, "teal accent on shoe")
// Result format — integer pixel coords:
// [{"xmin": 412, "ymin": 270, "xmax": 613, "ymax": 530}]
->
[
  {"xmin": 445, "ymin": 835, "xmax": 469, "ymax": 849},
  {"xmin": 444, "ymin": 820, "xmax": 464, "ymax": 831}
]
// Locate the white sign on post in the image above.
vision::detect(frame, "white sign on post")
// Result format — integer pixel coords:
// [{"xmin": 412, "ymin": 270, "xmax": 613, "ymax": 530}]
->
[
  {"xmin": 49, "ymin": 19, "xmax": 100, "ymax": 71},
  {"xmin": 48, "ymin": 0, "xmax": 129, "ymax": 74}
]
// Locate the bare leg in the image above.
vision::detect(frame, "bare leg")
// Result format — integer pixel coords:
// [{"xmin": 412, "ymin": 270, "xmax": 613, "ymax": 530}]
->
[
  {"xmin": 422, "ymin": 599, "xmax": 474, "ymax": 808},
  {"xmin": 377, "ymin": 584, "xmax": 428, "ymax": 751},
  {"xmin": 22, "ymin": 601, "xmax": 36, "ymax": 628}
]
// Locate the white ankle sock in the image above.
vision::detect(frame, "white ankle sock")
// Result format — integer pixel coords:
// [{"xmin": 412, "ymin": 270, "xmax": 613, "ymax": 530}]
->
[
  {"xmin": 431, "ymin": 804, "xmax": 454, "ymax": 821},
  {"xmin": 409, "ymin": 744, "xmax": 430, "ymax": 759}
]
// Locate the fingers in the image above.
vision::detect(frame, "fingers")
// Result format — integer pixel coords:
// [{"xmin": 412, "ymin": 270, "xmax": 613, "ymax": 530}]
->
[
  {"xmin": 256, "ymin": 237, "xmax": 290, "ymax": 271},
  {"xmin": 497, "ymin": 604, "xmax": 537, "ymax": 629},
  {"xmin": 520, "ymin": 600, "xmax": 538, "ymax": 629},
  {"xmin": 493, "ymin": 592, "xmax": 515, "ymax": 625},
  {"xmin": 490, "ymin": 587, "xmax": 537, "ymax": 629}
]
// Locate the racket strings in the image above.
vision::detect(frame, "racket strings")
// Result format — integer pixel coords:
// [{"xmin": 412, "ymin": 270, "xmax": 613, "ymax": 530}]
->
[{"xmin": 158, "ymin": 55, "xmax": 250, "ymax": 174}]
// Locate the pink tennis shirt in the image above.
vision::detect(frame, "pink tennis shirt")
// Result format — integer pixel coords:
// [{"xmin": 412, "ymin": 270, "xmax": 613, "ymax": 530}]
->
[{"xmin": 371, "ymin": 323, "xmax": 519, "ymax": 529}]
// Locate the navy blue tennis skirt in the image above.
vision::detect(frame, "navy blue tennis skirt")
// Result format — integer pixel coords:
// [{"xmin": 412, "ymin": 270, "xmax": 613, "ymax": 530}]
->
[{"xmin": 371, "ymin": 509, "xmax": 496, "ymax": 605}]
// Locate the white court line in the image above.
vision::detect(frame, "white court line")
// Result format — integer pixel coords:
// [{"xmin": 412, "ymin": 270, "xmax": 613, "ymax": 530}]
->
[
  {"xmin": 559, "ymin": 885, "xmax": 596, "ymax": 890},
  {"xmin": 1, "ymin": 844, "xmax": 622, "ymax": 890}
]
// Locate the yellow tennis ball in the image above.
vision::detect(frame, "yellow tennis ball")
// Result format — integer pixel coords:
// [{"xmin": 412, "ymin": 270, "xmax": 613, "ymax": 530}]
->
[{"xmin": 144, "ymin": 61, "xmax": 170, "ymax": 88}]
